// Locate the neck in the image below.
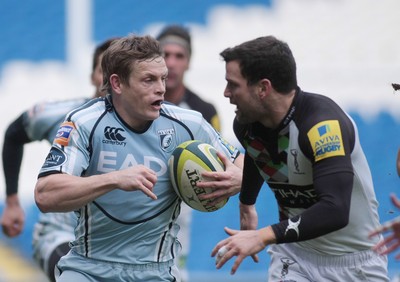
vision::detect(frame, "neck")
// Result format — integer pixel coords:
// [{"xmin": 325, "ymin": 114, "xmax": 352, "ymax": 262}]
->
[{"xmin": 261, "ymin": 89, "xmax": 296, "ymax": 129}]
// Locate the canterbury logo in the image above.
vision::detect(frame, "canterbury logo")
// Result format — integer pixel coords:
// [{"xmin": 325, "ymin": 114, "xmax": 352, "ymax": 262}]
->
[{"xmin": 104, "ymin": 126, "xmax": 126, "ymax": 141}]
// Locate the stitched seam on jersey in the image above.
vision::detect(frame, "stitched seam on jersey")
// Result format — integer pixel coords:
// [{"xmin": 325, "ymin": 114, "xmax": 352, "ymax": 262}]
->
[
  {"xmin": 84, "ymin": 205, "xmax": 90, "ymax": 257},
  {"xmin": 87, "ymin": 110, "xmax": 108, "ymax": 159},
  {"xmin": 158, "ymin": 200, "xmax": 181, "ymax": 262},
  {"xmin": 92, "ymin": 197, "xmax": 179, "ymax": 225},
  {"xmin": 66, "ymin": 98, "xmax": 100, "ymax": 121},
  {"xmin": 160, "ymin": 111, "xmax": 194, "ymax": 140}
]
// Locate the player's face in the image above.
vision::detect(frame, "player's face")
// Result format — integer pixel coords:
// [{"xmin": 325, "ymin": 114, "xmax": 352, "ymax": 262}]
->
[
  {"xmin": 117, "ymin": 56, "xmax": 168, "ymax": 130},
  {"xmin": 91, "ymin": 53, "xmax": 106, "ymax": 98},
  {"xmin": 162, "ymin": 44, "xmax": 189, "ymax": 91},
  {"xmin": 223, "ymin": 60, "xmax": 263, "ymax": 124}
]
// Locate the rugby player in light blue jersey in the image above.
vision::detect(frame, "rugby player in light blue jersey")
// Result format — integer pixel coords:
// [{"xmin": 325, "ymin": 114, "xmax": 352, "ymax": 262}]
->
[
  {"xmin": 34, "ymin": 34, "xmax": 243, "ymax": 282},
  {"xmin": 1, "ymin": 38, "xmax": 117, "ymax": 282}
]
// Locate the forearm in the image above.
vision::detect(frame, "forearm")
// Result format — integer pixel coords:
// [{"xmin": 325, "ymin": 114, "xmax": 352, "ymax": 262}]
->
[
  {"xmin": 239, "ymin": 153, "xmax": 264, "ymax": 205},
  {"xmin": 240, "ymin": 202, "xmax": 258, "ymax": 230},
  {"xmin": 5, "ymin": 193, "xmax": 20, "ymax": 207},
  {"xmin": 258, "ymin": 225, "xmax": 277, "ymax": 246},
  {"xmin": 35, "ymin": 173, "xmax": 118, "ymax": 212},
  {"xmin": 233, "ymin": 153, "xmax": 244, "ymax": 169},
  {"xmin": 272, "ymin": 172, "xmax": 353, "ymax": 243},
  {"xmin": 2, "ymin": 114, "xmax": 31, "ymax": 196}
]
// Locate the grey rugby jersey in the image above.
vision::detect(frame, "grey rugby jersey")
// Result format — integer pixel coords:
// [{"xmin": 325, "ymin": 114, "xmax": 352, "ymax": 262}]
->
[
  {"xmin": 235, "ymin": 89, "xmax": 382, "ymax": 255},
  {"xmin": 38, "ymin": 96, "xmax": 240, "ymax": 264}
]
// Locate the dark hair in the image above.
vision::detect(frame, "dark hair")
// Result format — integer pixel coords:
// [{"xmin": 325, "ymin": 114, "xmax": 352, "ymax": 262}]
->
[
  {"xmin": 92, "ymin": 38, "xmax": 119, "ymax": 72},
  {"xmin": 220, "ymin": 36, "xmax": 297, "ymax": 93},
  {"xmin": 156, "ymin": 25, "xmax": 192, "ymax": 56},
  {"xmin": 101, "ymin": 34, "xmax": 163, "ymax": 94}
]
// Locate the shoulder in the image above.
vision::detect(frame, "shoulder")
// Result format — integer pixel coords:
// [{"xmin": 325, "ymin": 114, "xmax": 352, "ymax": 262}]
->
[
  {"xmin": 66, "ymin": 97, "xmax": 105, "ymax": 122},
  {"xmin": 295, "ymin": 91, "xmax": 351, "ymax": 129},
  {"xmin": 295, "ymin": 90, "xmax": 356, "ymax": 158}
]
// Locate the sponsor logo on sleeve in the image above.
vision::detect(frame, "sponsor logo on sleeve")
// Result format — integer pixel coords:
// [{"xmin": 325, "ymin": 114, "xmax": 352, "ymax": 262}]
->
[
  {"xmin": 219, "ymin": 136, "xmax": 237, "ymax": 155},
  {"xmin": 42, "ymin": 146, "xmax": 67, "ymax": 169},
  {"xmin": 54, "ymin": 121, "xmax": 75, "ymax": 146},
  {"xmin": 307, "ymin": 120, "xmax": 345, "ymax": 162}
]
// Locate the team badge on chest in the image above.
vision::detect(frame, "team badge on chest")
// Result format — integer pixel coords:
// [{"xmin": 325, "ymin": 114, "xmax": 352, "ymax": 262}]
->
[{"xmin": 157, "ymin": 128, "xmax": 176, "ymax": 152}]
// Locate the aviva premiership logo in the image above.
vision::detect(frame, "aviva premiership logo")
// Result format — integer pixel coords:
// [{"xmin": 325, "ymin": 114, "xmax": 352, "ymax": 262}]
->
[{"xmin": 307, "ymin": 120, "xmax": 345, "ymax": 162}]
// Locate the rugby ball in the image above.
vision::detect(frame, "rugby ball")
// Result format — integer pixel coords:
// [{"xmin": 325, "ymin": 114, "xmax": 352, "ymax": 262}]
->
[{"xmin": 168, "ymin": 140, "xmax": 227, "ymax": 212}]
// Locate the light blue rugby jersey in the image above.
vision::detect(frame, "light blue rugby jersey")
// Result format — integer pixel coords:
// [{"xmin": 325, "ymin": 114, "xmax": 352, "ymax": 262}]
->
[
  {"xmin": 25, "ymin": 98, "xmax": 89, "ymax": 233},
  {"xmin": 38, "ymin": 95, "xmax": 240, "ymax": 264}
]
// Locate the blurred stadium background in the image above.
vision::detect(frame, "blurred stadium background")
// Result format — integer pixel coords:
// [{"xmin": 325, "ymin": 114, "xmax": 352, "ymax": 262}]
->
[{"xmin": 0, "ymin": 0, "xmax": 399, "ymax": 281}]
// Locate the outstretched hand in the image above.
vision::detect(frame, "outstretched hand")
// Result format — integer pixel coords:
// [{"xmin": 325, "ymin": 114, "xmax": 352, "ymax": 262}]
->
[
  {"xmin": 211, "ymin": 226, "xmax": 275, "ymax": 275},
  {"xmin": 196, "ymin": 152, "xmax": 242, "ymax": 205},
  {"xmin": 369, "ymin": 193, "xmax": 400, "ymax": 259}
]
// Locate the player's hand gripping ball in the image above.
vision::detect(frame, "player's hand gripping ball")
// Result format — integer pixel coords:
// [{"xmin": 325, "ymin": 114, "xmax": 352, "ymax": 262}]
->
[{"xmin": 168, "ymin": 140, "xmax": 227, "ymax": 212}]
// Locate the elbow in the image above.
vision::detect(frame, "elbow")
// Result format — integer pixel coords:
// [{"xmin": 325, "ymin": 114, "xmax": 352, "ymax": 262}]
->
[
  {"xmin": 34, "ymin": 189, "xmax": 50, "ymax": 213},
  {"xmin": 329, "ymin": 206, "xmax": 350, "ymax": 232},
  {"xmin": 334, "ymin": 215, "xmax": 349, "ymax": 230},
  {"xmin": 34, "ymin": 180, "xmax": 53, "ymax": 213}
]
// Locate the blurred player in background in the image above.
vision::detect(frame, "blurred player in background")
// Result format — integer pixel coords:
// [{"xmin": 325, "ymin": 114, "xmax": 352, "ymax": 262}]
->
[
  {"xmin": 212, "ymin": 35, "xmax": 389, "ymax": 281},
  {"xmin": 157, "ymin": 24, "xmax": 221, "ymax": 281},
  {"xmin": 1, "ymin": 38, "xmax": 117, "ymax": 282},
  {"xmin": 34, "ymin": 34, "xmax": 243, "ymax": 282}
]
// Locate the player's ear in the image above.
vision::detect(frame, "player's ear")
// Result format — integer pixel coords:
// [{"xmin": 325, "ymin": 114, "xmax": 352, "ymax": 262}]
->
[
  {"xmin": 110, "ymin": 74, "xmax": 122, "ymax": 94},
  {"xmin": 257, "ymin": 79, "xmax": 271, "ymax": 98}
]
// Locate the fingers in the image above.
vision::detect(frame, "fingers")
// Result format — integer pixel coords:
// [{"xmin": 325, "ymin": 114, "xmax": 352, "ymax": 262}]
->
[
  {"xmin": 140, "ymin": 187, "xmax": 157, "ymax": 200},
  {"xmin": 212, "ymin": 227, "xmax": 253, "ymax": 275},
  {"xmin": 215, "ymin": 245, "xmax": 228, "ymax": 264},
  {"xmin": 251, "ymin": 253, "xmax": 259, "ymax": 263},
  {"xmin": 200, "ymin": 171, "xmax": 227, "ymax": 184},
  {"xmin": 216, "ymin": 151, "xmax": 229, "ymax": 168},
  {"xmin": 371, "ymin": 238, "xmax": 388, "ymax": 252},
  {"xmin": 391, "ymin": 193, "xmax": 400, "ymax": 209},
  {"xmin": 211, "ymin": 240, "xmax": 228, "ymax": 257},
  {"xmin": 370, "ymin": 216, "xmax": 400, "ymax": 237},
  {"xmin": 383, "ymin": 241, "xmax": 400, "ymax": 255},
  {"xmin": 138, "ymin": 177, "xmax": 157, "ymax": 200},
  {"xmin": 2, "ymin": 222, "xmax": 22, "ymax": 237},
  {"xmin": 224, "ymin": 226, "xmax": 239, "ymax": 236},
  {"xmin": 211, "ymin": 227, "xmax": 237, "ymax": 257},
  {"xmin": 214, "ymin": 243, "xmax": 244, "ymax": 275},
  {"xmin": 231, "ymin": 256, "xmax": 245, "ymax": 275},
  {"xmin": 214, "ymin": 245, "xmax": 234, "ymax": 269}
]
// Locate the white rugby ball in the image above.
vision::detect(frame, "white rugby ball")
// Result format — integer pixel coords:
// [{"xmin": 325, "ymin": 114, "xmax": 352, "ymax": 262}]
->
[{"xmin": 168, "ymin": 140, "xmax": 227, "ymax": 212}]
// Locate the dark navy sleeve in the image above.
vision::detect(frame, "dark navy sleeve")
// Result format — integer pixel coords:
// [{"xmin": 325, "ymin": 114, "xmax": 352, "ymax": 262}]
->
[
  {"xmin": 2, "ymin": 113, "xmax": 31, "ymax": 196},
  {"xmin": 239, "ymin": 153, "xmax": 265, "ymax": 205},
  {"xmin": 271, "ymin": 165, "xmax": 353, "ymax": 242},
  {"xmin": 271, "ymin": 95, "xmax": 356, "ymax": 243},
  {"xmin": 233, "ymin": 119, "xmax": 264, "ymax": 205}
]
